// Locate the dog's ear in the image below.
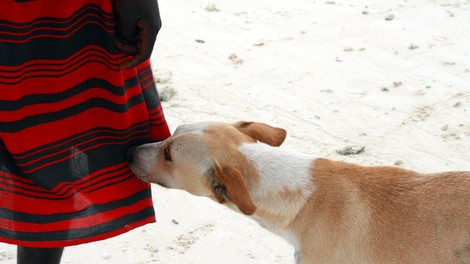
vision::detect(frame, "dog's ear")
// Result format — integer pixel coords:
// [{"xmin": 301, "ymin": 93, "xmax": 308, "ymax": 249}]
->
[
  {"xmin": 233, "ymin": 121, "xmax": 287, "ymax": 147},
  {"xmin": 212, "ymin": 163, "xmax": 257, "ymax": 215}
]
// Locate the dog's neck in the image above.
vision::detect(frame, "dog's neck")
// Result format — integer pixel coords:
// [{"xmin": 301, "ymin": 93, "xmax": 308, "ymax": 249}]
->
[{"xmin": 238, "ymin": 142, "xmax": 316, "ymax": 234}]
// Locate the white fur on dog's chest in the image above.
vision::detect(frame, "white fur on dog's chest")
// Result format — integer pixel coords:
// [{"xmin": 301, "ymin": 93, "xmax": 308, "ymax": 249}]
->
[
  {"xmin": 239, "ymin": 142, "xmax": 316, "ymax": 194},
  {"xmin": 238, "ymin": 142, "xmax": 317, "ymax": 235}
]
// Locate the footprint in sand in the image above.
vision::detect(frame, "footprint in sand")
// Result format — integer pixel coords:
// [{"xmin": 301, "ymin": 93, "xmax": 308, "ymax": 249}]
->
[
  {"xmin": 171, "ymin": 223, "xmax": 215, "ymax": 254},
  {"xmin": 410, "ymin": 105, "xmax": 433, "ymax": 122},
  {"xmin": 153, "ymin": 68, "xmax": 177, "ymax": 102},
  {"xmin": 441, "ymin": 123, "xmax": 469, "ymax": 141}
]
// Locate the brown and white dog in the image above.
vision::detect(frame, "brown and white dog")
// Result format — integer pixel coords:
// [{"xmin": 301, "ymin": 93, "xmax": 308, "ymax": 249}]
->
[{"xmin": 127, "ymin": 121, "xmax": 470, "ymax": 264}]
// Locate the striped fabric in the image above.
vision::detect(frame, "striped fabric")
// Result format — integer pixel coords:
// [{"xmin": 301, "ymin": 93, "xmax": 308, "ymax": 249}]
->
[{"xmin": 0, "ymin": 0, "xmax": 171, "ymax": 247}]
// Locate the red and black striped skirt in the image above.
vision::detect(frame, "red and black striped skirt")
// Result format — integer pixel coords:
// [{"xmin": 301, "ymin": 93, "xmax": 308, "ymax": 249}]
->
[{"xmin": 0, "ymin": 0, "xmax": 171, "ymax": 247}]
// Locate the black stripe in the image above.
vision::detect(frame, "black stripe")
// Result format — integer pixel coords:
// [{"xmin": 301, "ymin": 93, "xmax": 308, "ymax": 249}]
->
[
  {"xmin": 0, "ymin": 162, "xmax": 129, "ymax": 195},
  {"xmin": 0, "ymin": 4, "xmax": 113, "ymax": 27},
  {"xmin": 142, "ymin": 85, "xmax": 162, "ymax": 110},
  {"xmin": 137, "ymin": 65, "xmax": 151, "ymax": 75},
  {"xmin": 18, "ymin": 129, "xmax": 150, "ymax": 172},
  {"xmin": 0, "ymin": 47, "xmax": 119, "ymax": 75},
  {"xmin": 0, "ymin": 18, "xmax": 114, "ymax": 42},
  {"xmin": 1, "ymin": 207, "xmax": 155, "ymax": 242},
  {"xmin": 150, "ymin": 116, "xmax": 166, "ymax": 125},
  {"xmin": 12, "ymin": 122, "xmax": 147, "ymax": 161},
  {"xmin": 149, "ymin": 111, "xmax": 163, "ymax": 119},
  {"xmin": 0, "ymin": 22, "xmax": 117, "ymax": 67},
  {"xmin": 0, "ymin": 9, "xmax": 114, "ymax": 38},
  {"xmin": 149, "ymin": 107, "xmax": 163, "ymax": 115},
  {"xmin": 53, "ymin": 163, "xmax": 129, "ymax": 195},
  {"xmin": 20, "ymin": 137, "xmax": 151, "ymax": 189},
  {"xmin": 84, "ymin": 174, "xmax": 136, "ymax": 194},
  {"xmin": 137, "ymin": 66, "xmax": 152, "ymax": 79},
  {"xmin": 140, "ymin": 75, "xmax": 155, "ymax": 88},
  {"xmin": 0, "ymin": 189, "xmax": 151, "ymax": 223},
  {"xmin": 0, "ymin": 58, "xmax": 120, "ymax": 85},
  {"xmin": 11, "ymin": 119, "xmax": 146, "ymax": 159},
  {"xmin": 0, "ymin": 94, "xmax": 145, "ymax": 133},
  {"xmin": 0, "ymin": 169, "xmax": 135, "ymax": 200},
  {"xmin": 0, "ymin": 174, "xmax": 44, "ymax": 189},
  {"xmin": 0, "ymin": 143, "xmax": 25, "ymax": 177},
  {"xmin": 151, "ymin": 121, "xmax": 168, "ymax": 127},
  {"xmin": 0, "ymin": 77, "xmax": 137, "ymax": 110}
]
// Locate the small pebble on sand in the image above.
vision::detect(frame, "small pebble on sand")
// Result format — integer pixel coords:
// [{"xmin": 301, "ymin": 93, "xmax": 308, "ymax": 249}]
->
[
  {"xmin": 336, "ymin": 145, "xmax": 365, "ymax": 155},
  {"xmin": 408, "ymin": 43, "xmax": 419, "ymax": 50},
  {"xmin": 205, "ymin": 3, "xmax": 220, "ymax": 12},
  {"xmin": 385, "ymin": 14, "xmax": 394, "ymax": 21}
]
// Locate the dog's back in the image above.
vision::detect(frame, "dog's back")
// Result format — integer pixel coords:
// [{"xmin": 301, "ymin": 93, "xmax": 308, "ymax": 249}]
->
[{"xmin": 297, "ymin": 158, "xmax": 470, "ymax": 264}]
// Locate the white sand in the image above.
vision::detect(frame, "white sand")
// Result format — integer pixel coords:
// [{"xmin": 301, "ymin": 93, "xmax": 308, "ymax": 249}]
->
[{"xmin": 1, "ymin": 0, "xmax": 470, "ymax": 263}]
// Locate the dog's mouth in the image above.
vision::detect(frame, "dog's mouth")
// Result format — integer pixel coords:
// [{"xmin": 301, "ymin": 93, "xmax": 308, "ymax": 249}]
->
[
  {"xmin": 129, "ymin": 165, "xmax": 150, "ymax": 181},
  {"xmin": 147, "ymin": 178, "xmax": 173, "ymax": 189},
  {"xmin": 131, "ymin": 168, "xmax": 169, "ymax": 188},
  {"xmin": 157, "ymin": 182, "xmax": 169, "ymax": 188},
  {"xmin": 136, "ymin": 175, "xmax": 150, "ymax": 182}
]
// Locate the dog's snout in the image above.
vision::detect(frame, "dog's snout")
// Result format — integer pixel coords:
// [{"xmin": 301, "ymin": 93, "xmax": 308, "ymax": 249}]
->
[{"xmin": 126, "ymin": 147, "xmax": 136, "ymax": 163}]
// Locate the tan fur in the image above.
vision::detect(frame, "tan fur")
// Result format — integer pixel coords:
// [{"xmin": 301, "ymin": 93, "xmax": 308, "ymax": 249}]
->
[
  {"xmin": 232, "ymin": 121, "xmax": 287, "ymax": 147},
  {"xmin": 128, "ymin": 121, "xmax": 470, "ymax": 264},
  {"xmin": 214, "ymin": 163, "xmax": 257, "ymax": 215},
  {"xmin": 297, "ymin": 158, "xmax": 470, "ymax": 263}
]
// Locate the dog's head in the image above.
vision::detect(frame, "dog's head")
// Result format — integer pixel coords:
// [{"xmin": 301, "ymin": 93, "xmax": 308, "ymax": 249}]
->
[{"xmin": 127, "ymin": 121, "xmax": 287, "ymax": 215}]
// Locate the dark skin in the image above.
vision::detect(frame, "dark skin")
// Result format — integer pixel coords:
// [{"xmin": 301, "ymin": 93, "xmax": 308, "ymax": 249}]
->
[
  {"xmin": 17, "ymin": 247, "xmax": 64, "ymax": 264},
  {"xmin": 113, "ymin": 0, "xmax": 162, "ymax": 69},
  {"xmin": 16, "ymin": 1, "xmax": 162, "ymax": 263}
]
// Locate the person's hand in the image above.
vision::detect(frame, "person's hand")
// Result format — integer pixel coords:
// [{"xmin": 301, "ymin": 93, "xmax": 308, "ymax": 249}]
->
[{"xmin": 113, "ymin": 0, "xmax": 162, "ymax": 69}]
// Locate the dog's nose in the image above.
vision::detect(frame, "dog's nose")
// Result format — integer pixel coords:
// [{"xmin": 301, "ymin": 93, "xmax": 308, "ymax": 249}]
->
[{"xmin": 126, "ymin": 147, "xmax": 136, "ymax": 164}]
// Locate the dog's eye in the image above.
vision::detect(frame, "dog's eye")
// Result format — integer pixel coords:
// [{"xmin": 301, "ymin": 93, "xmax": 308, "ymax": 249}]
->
[{"xmin": 163, "ymin": 146, "xmax": 172, "ymax": 161}]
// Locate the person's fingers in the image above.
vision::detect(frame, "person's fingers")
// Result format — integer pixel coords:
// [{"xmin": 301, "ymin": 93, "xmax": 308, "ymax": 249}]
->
[
  {"xmin": 119, "ymin": 19, "xmax": 157, "ymax": 69},
  {"xmin": 116, "ymin": 17, "xmax": 137, "ymax": 42},
  {"xmin": 115, "ymin": 38, "xmax": 138, "ymax": 55},
  {"xmin": 120, "ymin": 53, "xmax": 145, "ymax": 70},
  {"xmin": 137, "ymin": 19, "xmax": 157, "ymax": 60}
]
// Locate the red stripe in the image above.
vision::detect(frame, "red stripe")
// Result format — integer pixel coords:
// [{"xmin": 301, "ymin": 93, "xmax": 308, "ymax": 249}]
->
[
  {"xmin": 137, "ymin": 66, "xmax": 152, "ymax": 76},
  {"xmin": 0, "ymin": 46, "xmax": 121, "ymax": 80},
  {"xmin": 147, "ymin": 105, "xmax": 171, "ymax": 140},
  {"xmin": 1, "ymin": 173, "xmax": 150, "ymax": 213},
  {"xmin": 0, "ymin": 163, "xmax": 129, "ymax": 193},
  {"xmin": 0, "ymin": 81, "xmax": 142, "ymax": 122},
  {"xmin": 149, "ymin": 105, "xmax": 166, "ymax": 121},
  {"xmin": 0, "ymin": 172, "xmax": 48, "ymax": 192},
  {"xmin": 0, "ymin": 199, "xmax": 152, "ymax": 232},
  {"xmin": 50, "ymin": 162, "xmax": 129, "ymax": 193},
  {"xmin": 0, "ymin": 5, "xmax": 112, "ymax": 29},
  {"xmin": 0, "ymin": 21, "xmax": 114, "ymax": 44},
  {"xmin": 28, "ymin": 164, "xmax": 132, "ymax": 195},
  {"xmin": 0, "ymin": 60, "xmax": 123, "ymax": 101},
  {"xmin": 22, "ymin": 134, "xmax": 148, "ymax": 174},
  {"xmin": 1, "ymin": 1, "xmax": 113, "ymax": 23},
  {"xmin": 0, "ymin": 216, "xmax": 155, "ymax": 248},
  {"xmin": 140, "ymin": 74, "xmax": 154, "ymax": 86},
  {"xmin": 0, "ymin": 166, "xmax": 133, "ymax": 200},
  {"xmin": 1, "ymin": 13, "xmax": 114, "ymax": 37},
  {"xmin": 12, "ymin": 125, "xmax": 147, "ymax": 160},
  {"xmin": 148, "ymin": 105, "xmax": 163, "ymax": 118},
  {"xmin": 141, "ymin": 79, "xmax": 155, "ymax": 90},
  {"xmin": 2, "ymin": 102, "xmax": 150, "ymax": 155}
]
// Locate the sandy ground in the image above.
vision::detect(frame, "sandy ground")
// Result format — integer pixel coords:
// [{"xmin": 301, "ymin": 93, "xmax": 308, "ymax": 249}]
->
[{"xmin": 1, "ymin": 0, "xmax": 470, "ymax": 263}]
